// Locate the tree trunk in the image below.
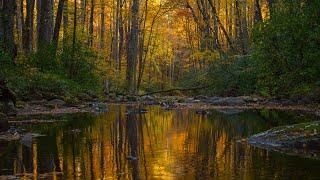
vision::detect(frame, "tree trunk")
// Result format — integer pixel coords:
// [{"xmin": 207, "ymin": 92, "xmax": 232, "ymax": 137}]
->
[
  {"xmin": 63, "ymin": 0, "xmax": 68, "ymax": 48},
  {"xmin": 234, "ymin": 0, "xmax": 241, "ymax": 52},
  {"xmin": 0, "ymin": 0, "xmax": 17, "ymax": 60},
  {"xmin": 80, "ymin": 0, "xmax": 87, "ymax": 32},
  {"xmin": 88, "ymin": 0, "xmax": 94, "ymax": 47},
  {"xmin": 126, "ymin": 0, "xmax": 140, "ymax": 94},
  {"xmin": 53, "ymin": 0, "xmax": 66, "ymax": 50},
  {"xmin": 118, "ymin": 0, "xmax": 124, "ymax": 71},
  {"xmin": 0, "ymin": 0, "xmax": 3, "ymax": 50},
  {"xmin": 241, "ymin": 0, "xmax": 249, "ymax": 54},
  {"xmin": 100, "ymin": 0, "xmax": 106, "ymax": 49},
  {"xmin": 72, "ymin": 0, "xmax": 77, "ymax": 52},
  {"xmin": 38, "ymin": 0, "xmax": 54, "ymax": 47},
  {"xmin": 23, "ymin": 0, "xmax": 35, "ymax": 53},
  {"xmin": 254, "ymin": 0, "xmax": 263, "ymax": 23},
  {"xmin": 137, "ymin": 0, "xmax": 148, "ymax": 91},
  {"xmin": 208, "ymin": 0, "xmax": 236, "ymax": 53},
  {"xmin": 16, "ymin": 0, "xmax": 24, "ymax": 50}
]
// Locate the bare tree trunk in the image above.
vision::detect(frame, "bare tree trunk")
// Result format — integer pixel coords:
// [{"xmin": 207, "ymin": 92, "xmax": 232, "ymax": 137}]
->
[
  {"xmin": 16, "ymin": 0, "xmax": 24, "ymax": 50},
  {"xmin": 0, "ymin": 0, "xmax": 3, "ymax": 49},
  {"xmin": 137, "ymin": 0, "xmax": 148, "ymax": 91},
  {"xmin": 70, "ymin": 0, "xmax": 77, "ymax": 78},
  {"xmin": 23, "ymin": 0, "xmax": 35, "ymax": 53},
  {"xmin": 38, "ymin": 0, "xmax": 54, "ymax": 47},
  {"xmin": 112, "ymin": 0, "xmax": 120, "ymax": 65},
  {"xmin": 63, "ymin": 0, "xmax": 68, "ymax": 48},
  {"xmin": 241, "ymin": 0, "xmax": 249, "ymax": 54},
  {"xmin": 127, "ymin": 0, "xmax": 140, "ymax": 94},
  {"xmin": 53, "ymin": 0, "xmax": 66, "ymax": 50},
  {"xmin": 36, "ymin": 0, "xmax": 40, "ymax": 50},
  {"xmin": 208, "ymin": 0, "xmax": 236, "ymax": 53},
  {"xmin": 118, "ymin": 0, "xmax": 124, "ymax": 71},
  {"xmin": 80, "ymin": 0, "xmax": 87, "ymax": 32},
  {"xmin": 228, "ymin": 0, "xmax": 233, "ymax": 41},
  {"xmin": 72, "ymin": 0, "xmax": 77, "ymax": 52},
  {"xmin": 88, "ymin": 0, "xmax": 94, "ymax": 47},
  {"xmin": 254, "ymin": 0, "xmax": 262, "ymax": 23},
  {"xmin": 234, "ymin": 0, "xmax": 241, "ymax": 52},
  {"xmin": 100, "ymin": 0, "xmax": 105, "ymax": 49},
  {"xmin": 0, "ymin": 0, "xmax": 17, "ymax": 60}
]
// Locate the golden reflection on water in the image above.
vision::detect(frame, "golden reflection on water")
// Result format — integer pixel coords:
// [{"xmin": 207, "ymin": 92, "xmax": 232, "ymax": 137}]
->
[{"xmin": 1, "ymin": 105, "xmax": 320, "ymax": 179}]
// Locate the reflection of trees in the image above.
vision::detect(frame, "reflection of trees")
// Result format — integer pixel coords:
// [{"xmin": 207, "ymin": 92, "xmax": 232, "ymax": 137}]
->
[
  {"xmin": 126, "ymin": 106, "xmax": 140, "ymax": 179},
  {"xmin": 1, "ymin": 106, "xmax": 319, "ymax": 179}
]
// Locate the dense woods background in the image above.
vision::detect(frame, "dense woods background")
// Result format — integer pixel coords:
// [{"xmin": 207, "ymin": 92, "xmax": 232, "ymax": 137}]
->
[{"xmin": 0, "ymin": 0, "xmax": 319, "ymax": 103}]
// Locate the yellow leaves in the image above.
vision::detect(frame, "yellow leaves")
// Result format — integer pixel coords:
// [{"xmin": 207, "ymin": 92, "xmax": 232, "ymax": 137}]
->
[{"xmin": 189, "ymin": 50, "xmax": 220, "ymax": 62}]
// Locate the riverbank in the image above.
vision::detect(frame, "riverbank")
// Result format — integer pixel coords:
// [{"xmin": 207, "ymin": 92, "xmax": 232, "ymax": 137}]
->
[
  {"xmin": 248, "ymin": 121, "xmax": 320, "ymax": 160},
  {"xmin": 0, "ymin": 95, "xmax": 319, "ymax": 117}
]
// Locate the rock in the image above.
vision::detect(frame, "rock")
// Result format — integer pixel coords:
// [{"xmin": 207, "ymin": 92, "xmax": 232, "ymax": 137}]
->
[
  {"xmin": 216, "ymin": 108, "xmax": 244, "ymax": 115},
  {"xmin": 20, "ymin": 133, "xmax": 44, "ymax": 148},
  {"xmin": 47, "ymin": 99, "xmax": 66, "ymax": 106},
  {"xmin": 115, "ymin": 95, "xmax": 127, "ymax": 102},
  {"xmin": 195, "ymin": 109, "xmax": 210, "ymax": 115},
  {"xmin": 90, "ymin": 102, "xmax": 108, "ymax": 113},
  {"xmin": 141, "ymin": 95, "xmax": 155, "ymax": 101},
  {"xmin": 210, "ymin": 97, "xmax": 247, "ymax": 106},
  {"xmin": 201, "ymin": 97, "xmax": 220, "ymax": 103},
  {"xmin": 160, "ymin": 102, "xmax": 177, "ymax": 110}
]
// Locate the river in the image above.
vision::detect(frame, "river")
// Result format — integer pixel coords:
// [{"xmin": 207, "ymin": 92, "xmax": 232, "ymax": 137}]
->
[{"xmin": 0, "ymin": 105, "xmax": 319, "ymax": 179}]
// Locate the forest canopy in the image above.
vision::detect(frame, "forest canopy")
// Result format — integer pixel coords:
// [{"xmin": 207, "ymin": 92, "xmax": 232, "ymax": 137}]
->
[{"xmin": 0, "ymin": 0, "xmax": 319, "ymax": 102}]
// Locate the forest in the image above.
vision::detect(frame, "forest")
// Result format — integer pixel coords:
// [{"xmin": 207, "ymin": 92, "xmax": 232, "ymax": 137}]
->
[
  {"xmin": 0, "ymin": 0, "xmax": 319, "ymax": 104},
  {"xmin": 0, "ymin": 0, "xmax": 320, "ymax": 179}
]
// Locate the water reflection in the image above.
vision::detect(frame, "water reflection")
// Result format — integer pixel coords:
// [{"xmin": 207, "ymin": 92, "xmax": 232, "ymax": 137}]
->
[{"xmin": 0, "ymin": 105, "xmax": 320, "ymax": 179}]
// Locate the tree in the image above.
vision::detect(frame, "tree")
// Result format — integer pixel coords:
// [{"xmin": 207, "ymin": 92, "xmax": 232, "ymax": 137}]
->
[
  {"xmin": 63, "ymin": 0, "xmax": 68, "ymax": 48},
  {"xmin": 127, "ymin": 0, "xmax": 140, "ymax": 94},
  {"xmin": 0, "ymin": 0, "xmax": 17, "ymax": 60},
  {"xmin": 72, "ymin": 0, "xmax": 77, "ymax": 52},
  {"xmin": 23, "ymin": 0, "xmax": 35, "ymax": 53},
  {"xmin": 53, "ymin": 0, "xmax": 66, "ymax": 50},
  {"xmin": 88, "ymin": 0, "xmax": 95, "ymax": 47},
  {"xmin": 100, "ymin": 0, "xmax": 106, "ymax": 49},
  {"xmin": 38, "ymin": 0, "xmax": 54, "ymax": 47},
  {"xmin": 254, "ymin": 0, "xmax": 262, "ymax": 23}
]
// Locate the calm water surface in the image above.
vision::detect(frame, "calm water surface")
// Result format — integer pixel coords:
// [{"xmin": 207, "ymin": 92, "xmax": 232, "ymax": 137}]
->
[{"xmin": 0, "ymin": 105, "xmax": 320, "ymax": 179}]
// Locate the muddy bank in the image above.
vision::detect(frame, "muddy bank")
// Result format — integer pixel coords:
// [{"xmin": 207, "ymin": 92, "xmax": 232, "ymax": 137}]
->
[
  {"xmin": 247, "ymin": 121, "xmax": 320, "ymax": 159},
  {"xmin": 0, "ymin": 95, "xmax": 318, "ymax": 118}
]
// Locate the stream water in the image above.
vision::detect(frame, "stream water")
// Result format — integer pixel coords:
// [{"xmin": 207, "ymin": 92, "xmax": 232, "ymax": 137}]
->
[{"xmin": 0, "ymin": 105, "xmax": 319, "ymax": 179}]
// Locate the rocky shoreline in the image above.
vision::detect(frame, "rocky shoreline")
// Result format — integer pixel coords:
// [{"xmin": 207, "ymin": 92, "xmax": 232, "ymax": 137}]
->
[{"xmin": 247, "ymin": 121, "xmax": 320, "ymax": 160}]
